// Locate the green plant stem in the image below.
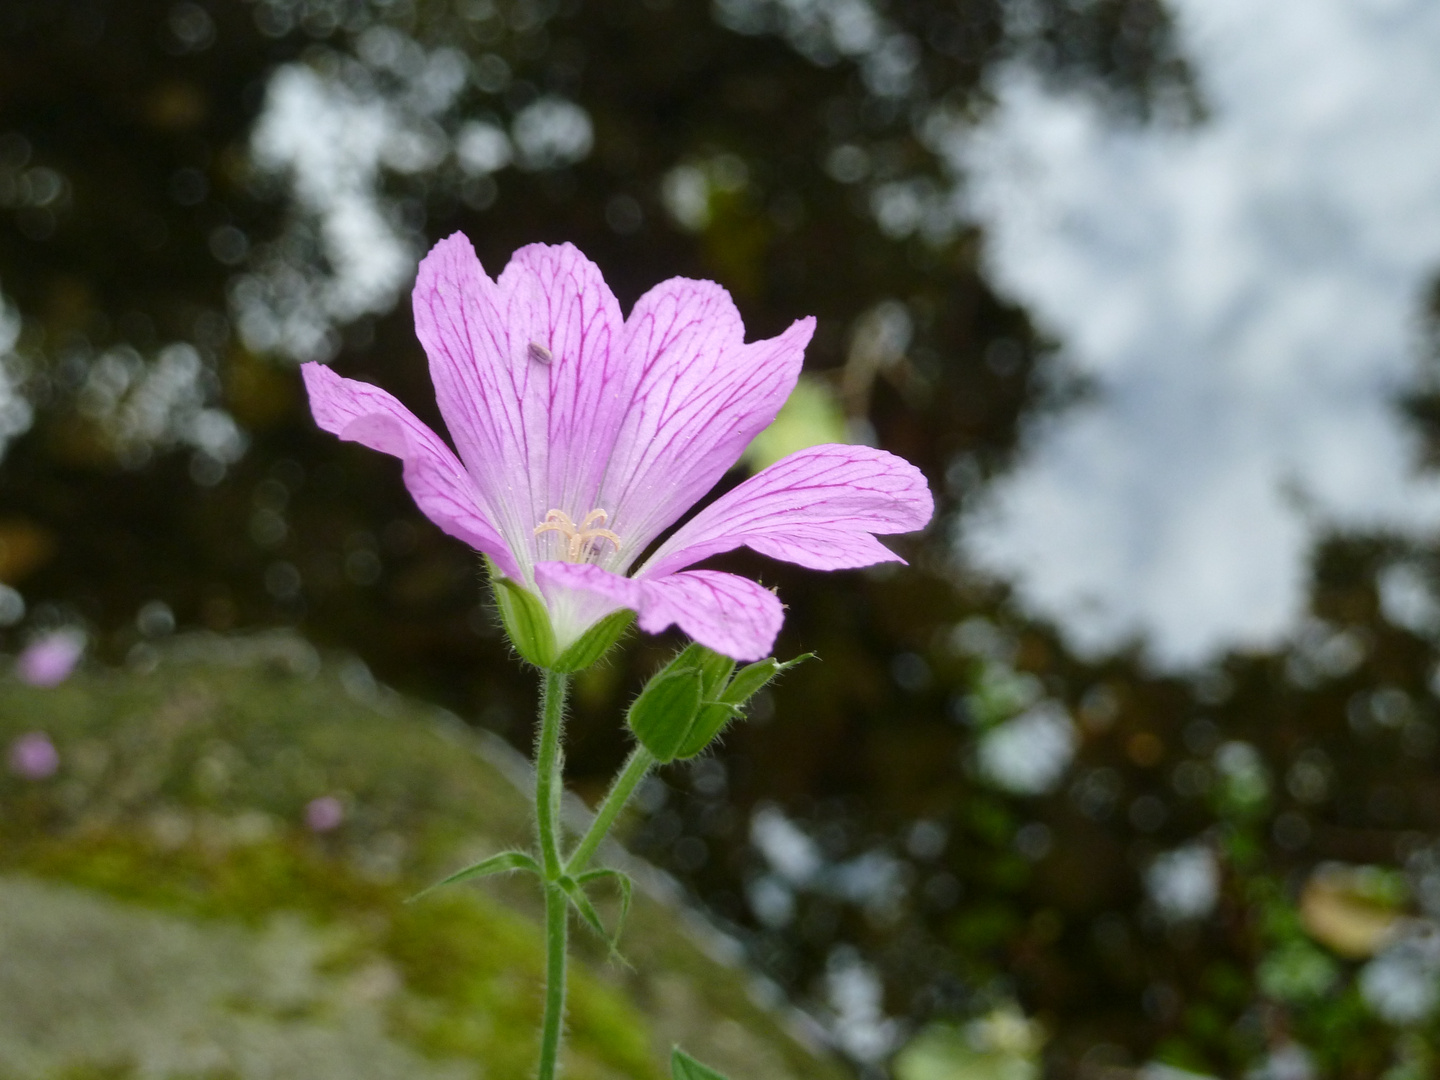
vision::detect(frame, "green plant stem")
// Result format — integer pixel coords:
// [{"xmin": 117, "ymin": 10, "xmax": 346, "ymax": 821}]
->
[
  {"xmin": 534, "ymin": 670, "xmax": 570, "ymax": 1080},
  {"xmin": 535, "ymin": 671, "xmax": 569, "ymax": 878},
  {"xmin": 565, "ymin": 744, "xmax": 656, "ymax": 875},
  {"xmin": 539, "ymin": 880, "xmax": 568, "ymax": 1080}
]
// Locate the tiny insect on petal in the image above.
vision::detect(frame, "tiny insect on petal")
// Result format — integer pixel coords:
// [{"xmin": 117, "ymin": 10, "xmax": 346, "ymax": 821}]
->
[{"xmin": 528, "ymin": 341, "xmax": 553, "ymax": 364}]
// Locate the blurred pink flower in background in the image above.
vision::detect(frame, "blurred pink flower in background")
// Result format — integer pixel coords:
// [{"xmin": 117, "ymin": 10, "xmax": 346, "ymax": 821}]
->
[
  {"xmin": 15, "ymin": 629, "xmax": 86, "ymax": 687},
  {"xmin": 303, "ymin": 234, "xmax": 933, "ymax": 661},
  {"xmin": 305, "ymin": 795, "xmax": 345, "ymax": 832},
  {"xmin": 8, "ymin": 731, "xmax": 59, "ymax": 780}
]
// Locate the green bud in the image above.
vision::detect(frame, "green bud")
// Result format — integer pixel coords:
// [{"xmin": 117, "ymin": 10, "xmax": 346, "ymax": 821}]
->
[
  {"xmin": 674, "ymin": 700, "xmax": 743, "ymax": 760},
  {"xmin": 627, "ymin": 665, "xmax": 705, "ymax": 762},
  {"xmin": 487, "ymin": 558, "xmax": 557, "ymax": 669},
  {"xmin": 551, "ymin": 608, "xmax": 636, "ymax": 673},
  {"xmin": 628, "ymin": 646, "xmax": 813, "ymax": 763},
  {"xmin": 670, "ymin": 643, "xmax": 736, "ymax": 698},
  {"xmin": 675, "ymin": 652, "xmax": 813, "ymax": 759}
]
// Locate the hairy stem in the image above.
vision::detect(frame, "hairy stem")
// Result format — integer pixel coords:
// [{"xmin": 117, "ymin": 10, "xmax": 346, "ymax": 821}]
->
[
  {"xmin": 565, "ymin": 744, "xmax": 656, "ymax": 876},
  {"xmin": 535, "ymin": 671, "xmax": 569, "ymax": 878},
  {"xmin": 535, "ymin": 670, "xmax": 570, "ymax": 1079},
  {"xmin": 538, "ymin": 880, "xmax": 568, "ymax": 1080}
]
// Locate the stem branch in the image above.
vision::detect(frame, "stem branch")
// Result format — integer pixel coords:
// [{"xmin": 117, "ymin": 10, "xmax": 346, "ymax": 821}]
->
[{"xmin": 565, "ymin": 745, "xmax": 656, "ymax": 876}]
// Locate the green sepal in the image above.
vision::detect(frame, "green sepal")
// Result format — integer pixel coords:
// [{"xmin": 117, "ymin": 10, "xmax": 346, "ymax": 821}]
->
[
  {"xmin": 552, "ymin": 608, "xmax": 635, "ymax": 673},
  {"xmin": 671, "ymin": 1048, "xmax": 729, "ymax": 1080},
  {"xmin": 674, "ymin": 652, "xmax": 815, "ymax": 760},
  {"xmin": 627, "ymin": 666, "xmax": 705, "ymax": 762},
  {"xmin": 674, "ymin": 643, "xmax": 737, "ymax": 698},
  {"xmin": 725, "ymin": 652, "xmax": 815, "ymax": 705},
  {"xmin": 407, "ymin": 849, "xmax": 540, "ymax": 903},
  {"xmin": 674, "ymin": 701, "xmax": 743, "ymax": 760},
  {"xmin": 487, "ymin": 557, "xmax": 557, "ymax": 669}
]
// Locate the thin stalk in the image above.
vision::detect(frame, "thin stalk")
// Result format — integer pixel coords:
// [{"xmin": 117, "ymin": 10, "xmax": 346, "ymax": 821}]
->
[
  {"xmin": 534, "ymin": 670, "xmax": 570, "ymax": 1079},
  {"xmin": 538, "ymin": 880, "xmax": 569, "ymax": 1080},
  {"xmin": 534, "ymin": 670, "xmax": 569, "ymax": 878},
  {"xmin": 565, "ymin": 744, "xmax": 656, "ymax": 876}
]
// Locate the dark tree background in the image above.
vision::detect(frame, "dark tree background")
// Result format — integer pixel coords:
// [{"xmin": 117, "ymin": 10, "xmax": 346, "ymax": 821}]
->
[{"xmin": 3, "ymin": 1, "xmax": 1439, "ymax": 1077}]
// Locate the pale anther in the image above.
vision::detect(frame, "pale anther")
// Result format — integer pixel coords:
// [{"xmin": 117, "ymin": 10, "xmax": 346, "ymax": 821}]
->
[
  {"xmin": 534, "ymin": 508, "xmax": 621, "ymax": 562},
  {"xmin": 528, "ymin": 341, "xmax": 553, "ymax": 364}
]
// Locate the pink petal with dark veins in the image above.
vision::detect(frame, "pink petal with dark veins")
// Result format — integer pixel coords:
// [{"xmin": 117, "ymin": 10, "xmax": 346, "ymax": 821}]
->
[
  {"xmin": 412, "ymin": 235, "xmax": 629, "ymax": 570},
  {"xmin": 597, "ymin": 278, "xmax": 814, "ymax": 565},
  {"xmin": 301, "ymin": 362, "xmax": 519, "ymax": 578},
  {"xmin": 640, "ymin": 443, "xmax": 934, "ymax": 578},
  {"xmin": 535, "ymin": 562, "xmax": 785, "ymax": 661}
]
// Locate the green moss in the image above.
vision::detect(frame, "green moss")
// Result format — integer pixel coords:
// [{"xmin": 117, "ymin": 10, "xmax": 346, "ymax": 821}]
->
[{"xmin": 0, "ymin": 642, "xmax": 842, "ymax": 1080}]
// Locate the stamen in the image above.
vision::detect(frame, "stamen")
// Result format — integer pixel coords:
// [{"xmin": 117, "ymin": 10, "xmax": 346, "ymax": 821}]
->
[
  {"xmin": 528, "ymin": 341, "xmax": 554, "ymax": 365},
  {"xmin": 533, "ymin": 508, "xmax": 621, "ymax": 563}
]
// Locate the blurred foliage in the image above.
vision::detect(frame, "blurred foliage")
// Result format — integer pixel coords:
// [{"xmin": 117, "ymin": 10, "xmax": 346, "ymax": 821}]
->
[{"xmin": 4, "ymin": 1, "xmax": 1440, "ymax": 1078}]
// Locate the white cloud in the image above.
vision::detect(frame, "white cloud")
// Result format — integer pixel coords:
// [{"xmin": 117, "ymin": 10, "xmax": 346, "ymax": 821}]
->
[
  {"xmin": 455, "ymin": 120, "xmax": 512, "ymax": 175},
  {"xmin": 0, "ymin": 289, "xmax": 32, "ymax": 461},
  {"xmin": 976, "ymin": 700, "xmax": 1077, "ymax": 795},
  {"xmin": 953, "ymin": 0, "xmax": 1440, "ymax": 666},
  {"xmin": 1147, "ymin": 843, "xmax": 1220, "ymax": 922},
  {"xmin": 240, "ymin": 64, "xmax": 420, "ymax": 361},
  {"xmin": 750, "ymin": 804, "xmax": 823, "ymax": 885},
  {"xmin": 511, "ymin": 97, "xmax": 594, "ymax": 171}
]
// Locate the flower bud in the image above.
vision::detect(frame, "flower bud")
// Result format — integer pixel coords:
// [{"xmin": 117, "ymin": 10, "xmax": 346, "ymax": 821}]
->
[
  {"xmin": 627, "ymin": 645, "xmax": 812, "ymax": 762},
  {"xmin": 627, "ymin": 665, "xmax": 705, "ymax": 762}
]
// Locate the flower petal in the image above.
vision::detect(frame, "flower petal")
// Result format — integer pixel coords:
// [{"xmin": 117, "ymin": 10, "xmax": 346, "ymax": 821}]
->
[
  {"xmin": 598, "ymin": 278, "xmax": 814, "ymax": 565},
  {"xmin": 302, "ymin": 362, "xmax": 519, "ymax": 577},
  {"xmin": 641, "ymin": 443, "xmax": 934, "ymax": 578},
  {"xmin": 535, "ymin": 562, "xmax": 784, "ymax": 661},
  {"xmin": 412, "ymin": 234, "xmax": 628, "ymax": 570}
]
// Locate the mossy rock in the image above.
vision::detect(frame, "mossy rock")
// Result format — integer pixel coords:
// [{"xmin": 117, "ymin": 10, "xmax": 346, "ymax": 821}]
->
[{"xmin": 0, "ymin": 634, "xmax": 845, "ymax": 1080}]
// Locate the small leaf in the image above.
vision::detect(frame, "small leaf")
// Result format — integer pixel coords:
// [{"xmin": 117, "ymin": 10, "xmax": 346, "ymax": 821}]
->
[
  {"xmin": 575, "ymin": 867, "xmax": 633, "ymax": 944},
  {"xmin": 552, "ymin": 607, "xmax": 635, "ymax": 672},
  {"xmin": 559, "ymin": 870, "xmax": 634, "ymax": 964},
  {"xmin": 627, "ymin": 666, "xmax": 704, "ymax": 762},
  {"xmin": 487, "ymin": 557, "xmax": 557, "ymax": 669},
  {"xmin": 558, "ymin": 875, "xmax": 611, "ymax": 941},
  {"xmin": 408, "ymin": 849, "xmax": 540, "ymax": 902},
  {"xmin": 671, "ymin": 1048, "xmax": 730, "ymax": 1080}
]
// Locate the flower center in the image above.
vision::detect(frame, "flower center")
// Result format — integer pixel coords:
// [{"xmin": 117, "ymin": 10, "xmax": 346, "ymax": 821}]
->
[{"xmin": 533, "ymin": 508, "xmax": 621, "ymax": 563}]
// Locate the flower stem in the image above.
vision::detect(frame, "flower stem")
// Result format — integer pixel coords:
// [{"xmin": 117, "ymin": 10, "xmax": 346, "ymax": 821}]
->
[
  {"xmin": 565, "ymin": 744, "xmax": 656, "ymax": 876},
  {"xmin": 535, "ymin": 671, "xmax": 569, "ymax": 878},
  {"xmin": 538, "ymin": 880, "xmax": 568, "ymax": 1080},
  {"xmin": 534, "ymin": 670, "xmax": 570, "ymax": 1079}
]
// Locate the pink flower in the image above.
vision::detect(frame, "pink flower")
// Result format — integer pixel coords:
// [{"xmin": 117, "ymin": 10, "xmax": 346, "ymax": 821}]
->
[
  {"xmin": 302, "ymin": 235, "xmax": 933, "ymax": 660},
  {"xmin": 305, "ymin": 795, "xmax": 345, "ymax": 832},
  {"xmin": 16, "ymin": 629, "xmax": 86, "ymax": 687},
  {"xmin": 8, "ymin": 731, "xmax": 59, "ymax": 779}
]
